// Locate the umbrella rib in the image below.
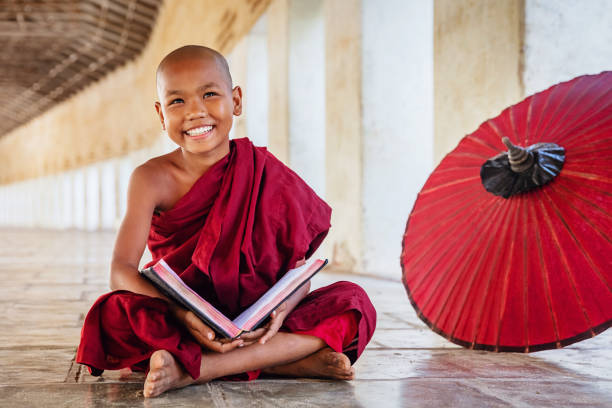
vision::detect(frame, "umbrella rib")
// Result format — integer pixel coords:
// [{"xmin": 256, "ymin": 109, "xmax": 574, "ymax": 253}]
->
[
  {"xmin": 406, "ymin": 198, "xmax": 494, "ymax": 301},
  {"xmin": 471, "ymin": 196, "xmax": 520, "ymax": 348},
  {"xmin": 425, "ymin": 203, "xmax": 502, "ymax": 334},
  {"xmin": 563, "ymin": 86, "xmax": 612, "ymax": 139},
  {"xmin": 447, "ymin": 197, "xmax": 513, "ymax": 343},
  {"xmin": 420, "ymin": 176, "xmax": 480, "ymax": 195},
  {"xmin": 486, "ymin": 120, "xmax": 508, "ymax": 145},
  {"xmin": 536, "ymin": 80, "xmax": 577, "ymax": 143},
  {"xmin": 561, "ymin": 118, "xmax": 612, "ymax": 149},
  {"xmin": 536, "ymin": 192, "xmax": 595, "ymax": 339},
  {"xmin": 531, "ymin": 84, "xmax": 559, "ymax": 144},
  {"xmin": 404, "ymin": 197, "xmax": 488, "ymax": 294},
  {"xmin": 569, "ymin": 135, "xmax": 612, "ymax": 156},
  {"xmin": 409, "ymin": 184, "xmax": 481, "ymax": 218},
  {"xmin": 542, "ymin": 188, "xmax": 612, "ymax": 304},
  {"xmin": 560, "ymin": 176, "xmax": 612, "ymax": 200},
  {"xmin": 547, "ymin": 184, "xmax": 612, "ymax": 294},
  {"xmin": 562, "ymin": 170, "xmax": 612, "ymax": 185},
  {"xmin": 555, "ymin": 184, "xmax": 612, "ymax": 245},
  {"xmin": 415, "ymin": 199, "xmax": 502, "ymax": 325},
  {"xmin": 494, "ymin": 198, "xmax": 523, "ymax": 352},
  {"xmin": 543, "ymin": 76, "xmax": 609, "ymax": 144},
  {"xmin": 433, "ymin": 163, "xmax": 490, "ymax": 173},
  {"xmin": 402, "ymin": 192, "xmax": 486, "ymax": 262},
  {"xmin": 466, "ymin": 130, "xmax": 503, "ymax": 153},
  {"xmin": 445, "ymin": 152, "xmax": 491, "ymax": 161},
  {"xmin": 554, "ymin": 103, "xmax": 612, "ymax": 149},
  {"xmin": 531, "ymin": 195, "xmax": 562, "ymax": 349}
]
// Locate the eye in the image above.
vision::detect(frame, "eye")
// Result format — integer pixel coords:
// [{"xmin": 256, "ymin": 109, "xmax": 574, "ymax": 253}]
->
[
  {"xmin": 169, "ymin": 98, "xmax": 183, "ymax": 105},
  {"xmin": 203, "ymin": 92, "xmax": 217, "ymax": 98}
]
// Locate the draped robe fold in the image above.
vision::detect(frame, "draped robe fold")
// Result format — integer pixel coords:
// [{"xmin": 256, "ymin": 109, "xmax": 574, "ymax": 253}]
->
[{"xmin": 76, "ymin": 138, "xmax": 377, "ymax": 380}]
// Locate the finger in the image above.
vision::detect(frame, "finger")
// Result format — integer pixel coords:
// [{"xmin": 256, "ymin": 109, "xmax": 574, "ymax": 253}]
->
[
  {"xmin": 190, "ymin": 329, "xmax": 220, "ymax": 350},
  {"xmin": 202, "ymin": 337, "xmax": 242, "ymax": 353},
  {"xmin": 238, "ymin": 328, "xmax": 266, "ymax": 341},
  {"xmin": 259, "ymin": 320, "xmax": 282, "ymax": 345},
  {"xmin": 239, "ymin": 340, "xmax": 258, "ymax": 347},
  {"xmin": 185, "ymin": 312, "xmax": 215, "ymax": 341},
  {"xmin": 217, "ymin": 339, "xmax": 245, "ymax": 353}
]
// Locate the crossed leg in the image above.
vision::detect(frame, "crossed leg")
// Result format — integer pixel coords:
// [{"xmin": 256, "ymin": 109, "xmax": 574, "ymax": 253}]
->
[{"xmin": 144, "ymin": 332, "xmax": 353, "ymax": 398}]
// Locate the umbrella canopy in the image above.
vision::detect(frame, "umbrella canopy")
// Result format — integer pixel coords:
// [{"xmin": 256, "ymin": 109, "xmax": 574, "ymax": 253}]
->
[{"xmin": 401, "ymin": 71, "xmax": 612, "ymax": 352}]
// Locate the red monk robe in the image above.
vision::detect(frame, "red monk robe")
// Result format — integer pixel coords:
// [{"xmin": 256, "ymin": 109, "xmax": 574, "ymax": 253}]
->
[{"xmin": 77, "ymin": 138, "xmax": 377, "ymax": 380}]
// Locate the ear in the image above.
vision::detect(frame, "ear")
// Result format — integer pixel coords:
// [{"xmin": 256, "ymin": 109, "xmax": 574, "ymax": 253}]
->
[
  {"xmin": 154, "ymin": 101, "xmax": 166, "ymax": 130},
  {"xmin": 232, "ymin": 86, "xmax": 243, "ymax": 116}
]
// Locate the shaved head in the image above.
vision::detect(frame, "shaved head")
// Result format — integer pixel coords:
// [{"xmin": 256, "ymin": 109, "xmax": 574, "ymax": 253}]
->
[{"xmin": 156, "ymin": 45, "xmax": 233, "ymax": 95}]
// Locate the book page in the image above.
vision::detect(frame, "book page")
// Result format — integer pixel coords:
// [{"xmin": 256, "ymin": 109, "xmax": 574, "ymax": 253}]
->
[
  {"xmin": 232, "ymin": 259, "xmax": 327, "ymax": 331},
  {"xmin": 149, "ymin": 260, "xmax": 242, "ymax": 338}
]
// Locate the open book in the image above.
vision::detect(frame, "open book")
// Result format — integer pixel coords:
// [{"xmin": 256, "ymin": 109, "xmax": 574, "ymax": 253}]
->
[{"xmin": 140, "ymin": 258, "xmax": 328, "ymax": 339}]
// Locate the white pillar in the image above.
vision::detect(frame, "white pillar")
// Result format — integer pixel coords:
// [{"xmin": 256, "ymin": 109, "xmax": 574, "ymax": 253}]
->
[
  {"xmin": 267, "ymin": 0, "xmax": 290, "ymax": 163},
  {"xmin": 31, "ymin": 179, "xmax": 42, "ymax": 228},
  {"xmin": 100, "ymin": 160, "xmax": 117, "ymax": 230},
  {"xmin": 85, "ymin": 165, "xmax": 100, "ymax": 231},
  {"xmin": 49, "ymin": 175, "xmax": 62, "ymax": 229},
  {"xmin": 288, "ymin": 0, "xmax": 326, "ymax": 198},
  {"xmin": 73, "ymin": 170, "xmax": 86, "ymax": 230},
  {"xmin": 61, "ymin": 171, "xmax": 74, "ymax": 229},
  {"xmin": 245, "ymin": 14, "xmax": 269, "ymax": 148},
  {"xmin": 361, "ymin": 0, "xmax": 434, "ymax": 277}
]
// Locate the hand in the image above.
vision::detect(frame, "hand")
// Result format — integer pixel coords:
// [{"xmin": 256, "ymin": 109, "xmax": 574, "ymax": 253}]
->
[
  {"xmin": 171, "ymin": 306, "xmax": 244, "ymax": 353},
  {"xmin": 239, "ymin": 302, "xmax": 288, "ymax": 346}
]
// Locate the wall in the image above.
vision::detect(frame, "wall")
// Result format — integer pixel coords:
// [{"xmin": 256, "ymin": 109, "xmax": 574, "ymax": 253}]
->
[
  {"xmin": 287, "ymin": 0, "xmax": 326, "ymax": 198},
  {"xmin": 434, "ymin": 0, "xmax": 524, "ymax": 164},
  {"xmin": 361, "ymin": 0, "xmax": 434, "ymax": 278},
  {"xmin": 0, "ymin": 0, "xmax": 270, "ymax": 185},
  {"xmin": 523, "ymin": 0, "xmax": 612, "ymax": 95}
]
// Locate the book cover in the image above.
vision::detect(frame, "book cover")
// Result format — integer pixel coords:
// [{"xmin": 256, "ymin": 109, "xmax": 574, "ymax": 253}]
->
[{"xmin": 140, "ymin": 258, "xmax": 328, "ymax": 339}]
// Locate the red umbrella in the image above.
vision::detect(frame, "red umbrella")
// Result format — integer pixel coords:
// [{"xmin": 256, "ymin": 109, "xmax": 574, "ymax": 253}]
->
[{"xmin": 401, "ymin": 71, "xmax": 612, "ymax": 352}]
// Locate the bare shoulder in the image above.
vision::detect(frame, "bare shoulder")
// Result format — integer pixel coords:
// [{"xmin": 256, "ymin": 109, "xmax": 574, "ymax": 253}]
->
[{"xmin": 129, "ymin": 150, "xmax": 181, "ymax": 210}]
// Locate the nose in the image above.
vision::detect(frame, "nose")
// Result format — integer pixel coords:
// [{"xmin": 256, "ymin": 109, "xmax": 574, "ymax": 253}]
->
[{"xmin": 185, "ymin": 97, "xmax": 208, "ymax": 119}]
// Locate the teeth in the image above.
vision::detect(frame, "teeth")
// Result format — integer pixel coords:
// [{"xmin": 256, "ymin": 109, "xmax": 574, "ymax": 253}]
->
[{"xmin": 186, "ymin": 126, "xmax": 212, "ymax": 136}]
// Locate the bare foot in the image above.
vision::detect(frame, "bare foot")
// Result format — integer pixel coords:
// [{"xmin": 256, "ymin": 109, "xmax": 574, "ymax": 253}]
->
[
  {"xmin": 143, "ymin": 350, "xmax": 194, "ymax": 398},
  {"xmin": 263, "ymin": 347, "xmax": 354, "ymax": 380}
]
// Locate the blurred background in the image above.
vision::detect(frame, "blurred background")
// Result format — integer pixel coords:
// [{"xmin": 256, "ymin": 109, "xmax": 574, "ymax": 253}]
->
[{"xmin": 0, "ymin": 0, "xmax": 610, "ymax": 279}]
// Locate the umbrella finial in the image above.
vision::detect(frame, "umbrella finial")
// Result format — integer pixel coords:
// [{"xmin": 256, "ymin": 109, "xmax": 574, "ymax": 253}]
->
[
  {"xmin": 501, "ymin": 137, "xmax": 534, "ymax": 173},
  {"xmin": 480, "ymin": 138, "xmax": 565, "ymax": 198}
]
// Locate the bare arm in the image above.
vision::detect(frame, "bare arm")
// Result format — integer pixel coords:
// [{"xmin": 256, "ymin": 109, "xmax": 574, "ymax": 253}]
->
[{"xmin": 109, "ymin": 165, "xmax": 165, "ymax": 299}]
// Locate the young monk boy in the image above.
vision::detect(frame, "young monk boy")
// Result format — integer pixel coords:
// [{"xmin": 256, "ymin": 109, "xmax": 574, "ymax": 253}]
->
[{"xmin": 77, "ymin": 45, "xmax": 376, "ymax": 398}]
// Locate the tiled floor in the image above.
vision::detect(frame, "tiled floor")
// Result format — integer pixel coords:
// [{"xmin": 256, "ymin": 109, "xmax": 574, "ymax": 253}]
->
[{"xmin": 0, "ymin": 229, "xmax": 610, "ymax": 407}]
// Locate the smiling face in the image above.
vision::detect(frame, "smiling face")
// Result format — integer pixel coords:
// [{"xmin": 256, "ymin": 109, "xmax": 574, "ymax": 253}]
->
[{"xmin": 155, "ymin": 52, "xmax": 242, "ymax": 160}]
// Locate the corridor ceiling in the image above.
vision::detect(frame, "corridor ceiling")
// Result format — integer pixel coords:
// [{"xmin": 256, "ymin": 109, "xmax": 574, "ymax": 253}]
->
[{"xmin": 0, "ymin": 0, "xmax": 163, "ymax": 138}]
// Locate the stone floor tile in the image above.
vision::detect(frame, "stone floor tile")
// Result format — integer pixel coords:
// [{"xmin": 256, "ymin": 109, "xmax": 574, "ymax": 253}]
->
[
  {"xmin": 533, "ymin": 346, "xmax": 612, "ymax": 380},
  {"xmin": 0, "ymin": 383, "xmax": 156, "ymax": 408},
  {"xmin": 352, "ymin": 379, "xmax": 513, "ymax": 408},
  {"xmin": 0, "ymin": 326, "xmax": 82, "ymax": 348},
  {"xmin": 0, "ymin": 347, "xmax": 75, "ymax": 385},
  {"xmin": 369, "ymin": 328, "xmax": 460, "ymax": 349},
  {"xmin": 468, "ymin": 379, "xmax": 612, "ymax": 407},
  {"xmin": 76, "ymin": 367, "xmax": 147, "ymax": 384},
  {"xmin": 353, "ymin": 349, "xmax": 581, "ymax": 380}
]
